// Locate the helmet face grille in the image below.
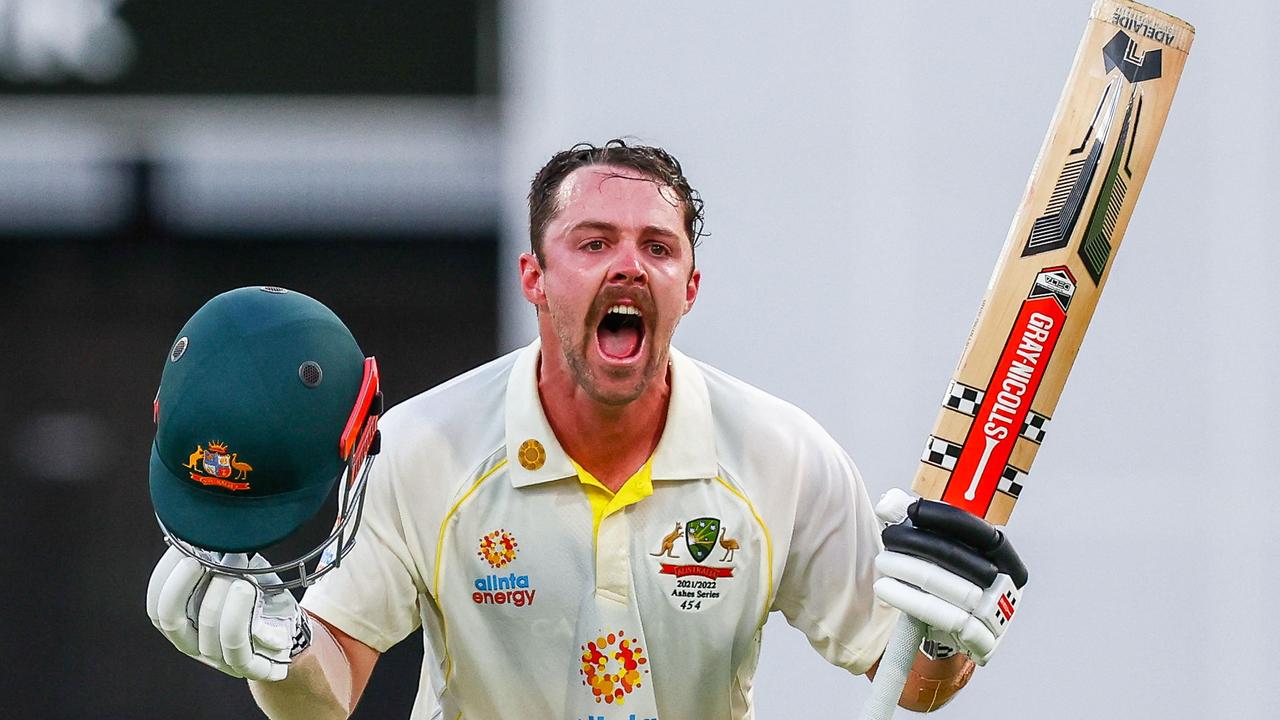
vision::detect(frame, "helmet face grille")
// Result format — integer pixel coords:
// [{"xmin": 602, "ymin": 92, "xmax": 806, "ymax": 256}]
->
[
  {"xmin": 260, "ymin": 286, "xmax": 289, "ymax": 294},
  {"xmin": 170, "ymin": 337, "xmax": 189, "ymax": 363},
  {"xmin": 298, "ymin": 361, "xmax": 323, "ymax": 388},
  {"xmin": 156, "ymin": 451, "xmax": 377, "ymax": 591}
]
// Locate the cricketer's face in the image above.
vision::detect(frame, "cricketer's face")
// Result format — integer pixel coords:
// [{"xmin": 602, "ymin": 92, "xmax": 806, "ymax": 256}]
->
[{"xmin": 520, "ymin": 165, "xmax": 700, "ymax": 405}]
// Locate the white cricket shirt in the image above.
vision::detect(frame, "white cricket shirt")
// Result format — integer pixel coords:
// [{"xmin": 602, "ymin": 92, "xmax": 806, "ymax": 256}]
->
[{"xmin": 302, "ymin": 339, "xmax": 896, "ymax": 720}]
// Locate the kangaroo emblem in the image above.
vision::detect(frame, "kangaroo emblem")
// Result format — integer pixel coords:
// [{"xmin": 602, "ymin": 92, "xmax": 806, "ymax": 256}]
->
[
  {"xmin": 650, "ymin": 522, "xmax": 682, "ymax": 558},
  {"xmin": 185, "ymin": 445, "xmax": 204, "ymax": 471}
]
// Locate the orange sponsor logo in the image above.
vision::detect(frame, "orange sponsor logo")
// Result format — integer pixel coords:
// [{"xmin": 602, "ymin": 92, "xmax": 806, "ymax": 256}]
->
[
  {"xmin": 579, "ymin": 631, "xmax": 648, "ymax": 705},
  {"xmin": 477, "ymin": 529, "xmax": 519, "ymax": 569}
]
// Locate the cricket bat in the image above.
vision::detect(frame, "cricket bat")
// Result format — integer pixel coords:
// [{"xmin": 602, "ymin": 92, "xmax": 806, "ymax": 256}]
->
[{"xmin": 862, "ymin": 2, "xmax": 1193, "ymax": 717}]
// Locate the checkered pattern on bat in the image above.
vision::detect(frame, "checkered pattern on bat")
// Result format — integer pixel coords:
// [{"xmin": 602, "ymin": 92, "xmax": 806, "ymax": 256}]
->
[
  {"xmin": 943, "ymin": 380, "xmax": 983, "ymax": 416},
  {"xmin": 944, "ymin": 380, "xmax": 1050, "ymax": 444},
  {"xmin": 1020, "ymin": 412, "xmax": 1050, "ymax": 444},
  {"xmin": 921, "ymin": 436, "xmax": 962, "ymax": 471},
  {"xmin": 998, "ymin": 465, "xmax": 1026, "ymax": 498}
]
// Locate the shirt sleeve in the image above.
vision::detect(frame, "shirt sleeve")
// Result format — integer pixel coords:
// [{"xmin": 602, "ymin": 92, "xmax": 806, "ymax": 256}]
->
[
  {"xmin": 301, "ymin": 442, "xmax": 425, "ymax": 654},
  {"xmin": 771, "ymin": 439, "xmax": 898, "ymax": 674}
]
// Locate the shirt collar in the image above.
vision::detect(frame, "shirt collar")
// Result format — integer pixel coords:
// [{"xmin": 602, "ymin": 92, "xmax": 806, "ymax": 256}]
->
[{"xmin": 505, "ymin": 338, "xmax": 718, "ymax": 488}]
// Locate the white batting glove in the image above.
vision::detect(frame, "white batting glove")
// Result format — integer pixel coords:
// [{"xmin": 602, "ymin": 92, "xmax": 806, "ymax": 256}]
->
[
  {"xmin": 145, "ymin": 546, "xmax": 311, "ymax": 681},
  {"xmin": 873, "ymin": 488, "xmax": 1027, "ymax": 666}
]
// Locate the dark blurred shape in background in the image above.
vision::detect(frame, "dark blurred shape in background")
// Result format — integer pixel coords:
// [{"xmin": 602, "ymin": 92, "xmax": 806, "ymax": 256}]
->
[
  {"xmin": 0, "ymin": 2, "xmax": 495, "ymax": 95},
  {"xmin": 0, "ymin": 2, "xmax": 500, "ymax": 717}
]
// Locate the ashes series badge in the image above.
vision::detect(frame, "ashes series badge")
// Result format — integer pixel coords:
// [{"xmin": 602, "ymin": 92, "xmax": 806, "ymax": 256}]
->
[{"xmin": 649, "ymin": 516, "xmax": 738, "ymax": 613}]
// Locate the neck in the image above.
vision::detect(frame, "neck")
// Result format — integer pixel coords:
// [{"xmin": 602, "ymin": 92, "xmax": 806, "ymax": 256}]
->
[{"xmin": 536, "ymin": 348, "xmax": 670, "ymax": 493}]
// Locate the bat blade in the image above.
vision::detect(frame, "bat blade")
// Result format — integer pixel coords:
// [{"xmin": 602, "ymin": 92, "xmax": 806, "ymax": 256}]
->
[
  {"xmin": 862, "ymin": 3, "xmax": 1192, "ymax": 718},
  {"xmin": 912, "ymin": 0, "xmax": 1194, "ymax": 526}
]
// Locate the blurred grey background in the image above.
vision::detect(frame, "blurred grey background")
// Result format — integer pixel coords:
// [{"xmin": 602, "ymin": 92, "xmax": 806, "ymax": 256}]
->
[{"xmin": 2, "ymin": 1, "xmax": 1267, "ymax": 718}]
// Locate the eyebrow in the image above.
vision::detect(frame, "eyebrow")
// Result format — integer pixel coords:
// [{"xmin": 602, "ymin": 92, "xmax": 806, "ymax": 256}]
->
[{"xmin": 567, "ymin": 220, "xmax": 682, "ymax": 241}]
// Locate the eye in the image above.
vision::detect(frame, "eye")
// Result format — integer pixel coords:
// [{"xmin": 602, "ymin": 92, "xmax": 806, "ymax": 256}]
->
[
  {"xmin": 647, "ymin": 242, "xmax": 670, "ymax": 257},
  {"xmin": 583, "ymin": 239, "xmax": 605, "ymax": 251}
]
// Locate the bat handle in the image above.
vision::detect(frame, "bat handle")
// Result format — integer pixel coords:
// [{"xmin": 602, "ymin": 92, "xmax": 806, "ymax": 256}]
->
[{"xmin": 860, "ymin": 612, "xmax": 927, "ymax": 720}]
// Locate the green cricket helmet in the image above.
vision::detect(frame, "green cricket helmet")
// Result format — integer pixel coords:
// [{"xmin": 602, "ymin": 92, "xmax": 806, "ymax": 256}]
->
[{"xmin": 149, "ymin": 286, "xmax": 382, "ymax": 590}]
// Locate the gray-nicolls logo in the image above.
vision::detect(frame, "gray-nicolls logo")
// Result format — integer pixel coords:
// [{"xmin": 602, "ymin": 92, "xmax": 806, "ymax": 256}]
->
[{"xmin": 0, "ymin": 0, "xmax": 135, "ymax": 83}]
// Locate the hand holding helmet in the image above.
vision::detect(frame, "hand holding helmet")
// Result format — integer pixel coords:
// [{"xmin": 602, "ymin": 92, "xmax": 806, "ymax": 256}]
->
[
  {"xmin": 145, "ymin": 286, "xmax": 382, "ymax": 678},
  {"xmin": 146, "ymin": 547, "xmax": 310, "ymax": 681}
]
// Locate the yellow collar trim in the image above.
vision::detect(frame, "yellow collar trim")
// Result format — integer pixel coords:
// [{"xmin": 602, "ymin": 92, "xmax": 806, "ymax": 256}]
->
[{"xmin": 573, "ymin": 456, "xmax": 654, "ymax": 538}]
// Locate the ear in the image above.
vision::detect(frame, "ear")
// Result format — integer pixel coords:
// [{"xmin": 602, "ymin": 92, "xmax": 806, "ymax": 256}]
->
[
  {"xmin": 683, "ymin": 267, "xmax": 701, "ymax": 314},
  {"xmin": 519, "ymin": 252, "xmax": 546, "ymax": 306}
]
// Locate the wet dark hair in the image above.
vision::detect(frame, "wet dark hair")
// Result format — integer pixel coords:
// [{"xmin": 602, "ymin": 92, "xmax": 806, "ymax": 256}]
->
[{"xmin": 527, "ymin": 139, "xmax": 706, "ymax": 262}]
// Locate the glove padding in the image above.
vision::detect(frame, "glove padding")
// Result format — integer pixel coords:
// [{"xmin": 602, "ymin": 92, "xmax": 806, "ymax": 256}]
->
[
  {"xmin": 146, "ymin": 546, "xmax": 311, "ymax": 681},
  {"xmin": 873, "ymin": 488, "xmax": 1027, "ymax": 666}
]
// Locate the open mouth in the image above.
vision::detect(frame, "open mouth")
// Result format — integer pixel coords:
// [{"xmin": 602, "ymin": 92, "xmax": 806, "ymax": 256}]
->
[{"xmin": 596, "ymin": 305, "xmax": 646, "ymax": 361}]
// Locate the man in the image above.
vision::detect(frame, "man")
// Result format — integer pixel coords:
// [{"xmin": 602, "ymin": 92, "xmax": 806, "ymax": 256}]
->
[{"xmin": 149, "ymin": 140, "xmax": 1026, "ymax": 718}]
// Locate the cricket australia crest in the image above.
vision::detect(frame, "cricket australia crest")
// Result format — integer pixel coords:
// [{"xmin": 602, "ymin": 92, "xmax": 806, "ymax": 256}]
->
[{"xmin": 684, "ymin": 517, "xmax": 720, "ymax": 563}]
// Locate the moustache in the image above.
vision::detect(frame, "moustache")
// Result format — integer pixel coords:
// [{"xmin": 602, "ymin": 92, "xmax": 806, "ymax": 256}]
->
[{"xmin": 589, "ymin": 289, "xmax": 655, "ymax": 322}]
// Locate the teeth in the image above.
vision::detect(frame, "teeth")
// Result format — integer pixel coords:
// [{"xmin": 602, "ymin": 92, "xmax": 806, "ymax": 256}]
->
[{"xmin": 607, "ymin": 305, "xmax": 642, "ymax": 317}]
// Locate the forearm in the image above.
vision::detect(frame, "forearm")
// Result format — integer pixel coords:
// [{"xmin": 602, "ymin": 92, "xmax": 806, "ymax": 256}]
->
[
  {"xmin": 867, "ymin": 651, "xmax": 975, "ymax": 713},
  {"xmin": 897, "ymin": 652, "xmax": 975, "ymax": 712},
  {"xmin": 249, "ymin": 614, "xmax": 356, "ymax": 720}
]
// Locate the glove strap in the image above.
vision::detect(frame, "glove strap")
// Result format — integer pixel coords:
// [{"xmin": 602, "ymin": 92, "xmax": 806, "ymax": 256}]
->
[
  {"xmin": 290, "ymin": 611, "xmax": 313, "ymax": 658},
  {"xmin": 920, "ymin": 637, "xmax": 960, "ymax": 660}
]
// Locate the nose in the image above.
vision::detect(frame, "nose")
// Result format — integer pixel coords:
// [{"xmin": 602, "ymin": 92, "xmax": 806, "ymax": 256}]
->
[{"xmin": 608, "ymin": 242, "xmax": 647, "ymax": 285}]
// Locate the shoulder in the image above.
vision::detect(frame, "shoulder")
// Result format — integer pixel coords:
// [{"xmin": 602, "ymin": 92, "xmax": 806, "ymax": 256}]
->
[
  {"xmin": 381, "ymin": 349, "xmax": 518, "ymax": 437},
  {"xmin": 686, "ymin": 354, "xmax": 869, "ymax": 547},
  {"xmin": 374, "ymin": 348, "xmax": 519, "ymax": 493},
  {"xmin": 692, "ymin": 356, "xmax": 843, "ymax": 461}
]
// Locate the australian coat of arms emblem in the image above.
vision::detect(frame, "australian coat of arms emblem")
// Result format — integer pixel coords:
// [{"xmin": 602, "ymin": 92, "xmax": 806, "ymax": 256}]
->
[{"xmin": 183, "ymin": 441, "xmax": 253, "ymax": 491}]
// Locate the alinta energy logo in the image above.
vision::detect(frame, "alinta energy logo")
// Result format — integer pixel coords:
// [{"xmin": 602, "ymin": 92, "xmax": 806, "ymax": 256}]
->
[
  {"xmin": 477, "ymin": 529, "xmax": 519, "ymax": 568},
  {"xmin": 472, "ymin": 529, "xmax": 536, "ymax": 608},
  {"xmin": 579, "ymin": 630, "xmax": 649, "ymax": 707}
]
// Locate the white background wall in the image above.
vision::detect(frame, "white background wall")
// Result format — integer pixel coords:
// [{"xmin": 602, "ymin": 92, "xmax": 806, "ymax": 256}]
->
[{"xmin": 499, "ymin": 1, "xmax": 1276, "ymax": 717}]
